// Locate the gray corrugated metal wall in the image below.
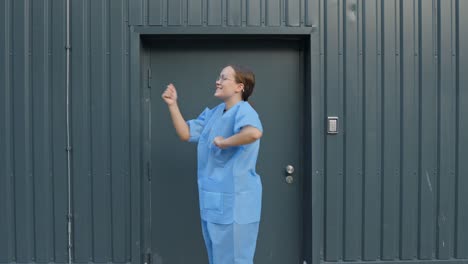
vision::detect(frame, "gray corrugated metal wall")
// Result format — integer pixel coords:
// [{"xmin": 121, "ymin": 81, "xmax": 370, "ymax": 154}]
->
[
  {"xmin": 1, "ymin": 1, "xmax": 467, "ymax": 264},
  {"xmin": 1, "ymin": 1, "xmax": 132, "ymax": 263},
  {"xmin": 0, "ymin": 0, "xmax": 69, "ymax": 263},
  {"xmin": 129, "ymin": 0, "xmax": 315, "ymax": 27},
  {"xmin": 319, "ymin": 0, "xmax": 468, "ymax": 262},
  {"xmin": 69, "ymin": 0, "xmax": 131, "ymax": 263}
]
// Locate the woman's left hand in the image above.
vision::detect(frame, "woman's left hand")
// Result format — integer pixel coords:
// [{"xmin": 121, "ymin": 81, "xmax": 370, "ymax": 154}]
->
[{"xmin": 213, "ymin": 136, "xmax": 226, "ymax": 149}]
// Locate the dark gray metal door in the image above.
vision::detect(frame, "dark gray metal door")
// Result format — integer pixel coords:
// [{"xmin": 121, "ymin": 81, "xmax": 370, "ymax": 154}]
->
[{"xmin": 147, "ymin": 38, "xmax": 305, "ymax": 264}]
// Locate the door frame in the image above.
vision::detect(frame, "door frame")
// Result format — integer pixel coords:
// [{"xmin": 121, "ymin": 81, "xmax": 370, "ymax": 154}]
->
[{"xmin": 128, "ymin": 26, "xmax": 325, "ymax": 264}]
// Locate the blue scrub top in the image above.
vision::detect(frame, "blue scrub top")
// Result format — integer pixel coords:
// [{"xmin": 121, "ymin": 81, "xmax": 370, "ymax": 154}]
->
[{"xmin": 187, "ymin": 101, "xmax": 263, "ymax": 224}]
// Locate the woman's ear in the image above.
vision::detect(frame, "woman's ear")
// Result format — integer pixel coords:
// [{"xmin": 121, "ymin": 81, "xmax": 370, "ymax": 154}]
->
[{"xmin": 236, "ymin": 82, "xmax": 245, "ymax": 93}]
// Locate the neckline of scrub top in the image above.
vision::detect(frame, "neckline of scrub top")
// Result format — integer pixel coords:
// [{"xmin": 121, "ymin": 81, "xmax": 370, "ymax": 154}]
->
[{"xmin": 222, "ymin": 100, "xmax": 243, "ymax": 115}]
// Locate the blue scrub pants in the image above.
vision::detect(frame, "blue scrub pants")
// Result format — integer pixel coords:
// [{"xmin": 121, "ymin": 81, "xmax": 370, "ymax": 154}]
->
[{"xmin": 201, "ymin": 220, "xmax": 260, "ymax": 264}]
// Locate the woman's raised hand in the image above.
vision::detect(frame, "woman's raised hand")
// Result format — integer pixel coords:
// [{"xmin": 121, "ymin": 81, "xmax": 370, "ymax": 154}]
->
[{"xmin": 162, "ymin": 83, "xmax": 178, "ymax": 105}]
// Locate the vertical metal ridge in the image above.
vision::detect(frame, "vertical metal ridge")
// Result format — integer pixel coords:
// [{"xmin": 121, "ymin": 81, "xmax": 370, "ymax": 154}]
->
[
  {"xmin": 129, "ymin": 0, "xmax": 143, "ymax": 25},
  {"xmin": 360, "ymin": 0, "xmax": 367, "ymax": 259},
  {"xmin": 31, "ymin": 0, "xmax": 55, "ymax": 261},
  {"xmin": 361, "ymin": 0, "xmax": 367, "ymax": 260},
  {"xmin": 108, "ymin": 0, "xmax": 114, "ymax": 259},
  {"xmin": 106, "ymin": 0, "xmax": 114, "ymax": 260},
  {"xmin": 362, "ymin": 1, "xmax": 382, "ymax": 260},
  {"xmin": 54, "ymin": 0, "xmax": 68, "ymax": 262},
  {"xmin": 339, "ymin": 1, "xmax": 345, "ymax": 259},
  {"xmin": 167, "ymin": 0, "xmax": 183, "ymax": 26},
  {"xmin": 109, "ymin": 0, "xmax": 126, "ymax": 261},
  {"xmin": 412, "ymin": 0, "xmax": 421, "ymax": 259},
  {"xmin": 246, "ymin": 0, "xmax": 262, "ymax": 26},
  {"xmin": 87, "ymin": 0, "xmax": 95, "ymax": 258},
  {"xmin": 398, "ymin": 0, "xmax": 404, "ymax": 259},
  {"xmin": 183, "ymin": 0, "xmax": 188, "ymax": 25},
  {"xmin": 324, "ymin": 0, "xmax": 345, "ymax": 260},
  {"xmin": 417, "ymin": 0, "xmax": 423, "ymax": 258},
  {"xmin": 89, "ymin": 0, "xmax": 111, "ymax": 260},
  {"xmin": 87, "ymin": 0, "xmax": 94, "ymax": 259},
  {"xmin": 395, "ymin": 1, "xmax": 402, "ymax": 257},
  {"xmin": 242, "ymin": 0, "xmax": 246, "ymax": 26},
  {"xmin": 377, "ymin": 0, "xmax": 385, "ymax": 259},
  {"xmin": 227, "ymin": 0, "xmax": 241, "ymax": 26},
  {"xmin": 286, "ymin": 0, "xmax": 301, "ymax": 26},
  {"xmin": 0, "ymin": 0, "xmax": 4, "ymax": 259},
  {"xmin": 145, "ymin": 0, "xmax": 150, "ymax": 25},
  {"xmin": 305, "ymin": 0, "xmax": 313, "ymax": 26},
  {"xmin": 123, "ymin": 1, "xmax": 131, "ymax": 261},
  {"xmin": 300, "ymin": 0, "xmax": 305, "ymax": 26},
  {"xmin": 20, "ymin": 0, "xmax": 36, "ymax": 261},
  {"xmin": 449, "ymin": 0, "xmax": 457, "ymax": 258},
  {"xmin": 187, "ymin": 0, "xmax": 203, "ymax": 25},
  {"xmin": 400, "ymin": 0, "xmax": 420, "ymax": 259},
  {"xmin": 265, "ymin": 0, "xmax": 281, "ymax": 26},
  {"xmin": 46, "ymin": 0, "xmax": 55, "ymax": 251},
  {"xmin": 435, "ymin": 0, "xmax": 441, "ymax": 258},
  {"xmin": 421, "ymin": 0, "xmax": 438, "ymax": 258},
  {"xmin": 343, "ymin": 0, "xmax": 364, "ymax": 259},
  {"xmin": 450, "ymin": 0, "xmax": 456, "ymax": 257},
  {"xmin": 207, "ymin": 0, "xmax": 223, "ymax": 26},
  {"xmin": 414, "ymin": 0, "xmax": 421, "ymax": 259},
  {"xmin": 376, "ymin": 0, "xmax": 383, "ymax": 257},
  {"xmin": 281, "ymin": 0, "xmax": 285, "ymax": 26},
  {"xmin": 342, "ymin": 0, "xmax": 348, "ymax": 259},
  {"xmin": 397, "ymin": 0, "xmax": 402, "ymax": 257},
  {"xmin": 71, "ymin": 0, "xmax": 94, "ymax": 260},
  {"xmin": 359, "ymin": 0, "xmax": 365, "ymax": 256},
  {"xmin": 455, "ymin": 0, "xmax": 468, "ymax": 258},
  {"xmin": 223, "ymin": 0, "xmax": 227, "ymax": 26},
  {"xmin": 1, "ymin": 0, "xmax": 14, "ymax": 261},
  {"xmin": 380, "ymin": 0, "xmax": 401, "ymax": 258},
  {"xmin": 32, "ymin": 0, "xmax": 39, "ymax": 259},
  {"xmin": 453, "ymin": 0, "xmax": 460, "ymax": 257},
  {"xmin": 148, "ymin": 0, "xmax": 163, "ymax": 25},
  {"xmin": 261, "ymin": 0, "xmax": 266, "ymax": 26},
  {"xmin": 339, "ymin": 0, "xmax": 344, "ymax": 259},
  {"xmin": 435, "ymin": 0, "xmax": 457, "ymax": 258},
  {"xmin": 125, "ymin": 1, "xmax": 132, "ymax": 260},
  {"xmin": 396, "ymin": 0, "xmax": 402, "ymax": 258},
  {"xmin": 438, "ymin": 1, "xmax": 456, "ymax": 259},
  {"xmin": 107, "ymin": 0, "xmax": 116, "ymax": 260},
  {"xmin": 323, "ymin": 0, "xmax": 329, "ymax": 260},
  {"xmin": 323, "ymin": 0, "xmax": 328, "ymax": 259}
]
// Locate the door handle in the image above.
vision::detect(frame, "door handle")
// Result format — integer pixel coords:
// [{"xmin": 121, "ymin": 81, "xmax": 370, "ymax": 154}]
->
[{"xmin": 285, "ymin": 165, "xmax": 295, "ymax": 184}]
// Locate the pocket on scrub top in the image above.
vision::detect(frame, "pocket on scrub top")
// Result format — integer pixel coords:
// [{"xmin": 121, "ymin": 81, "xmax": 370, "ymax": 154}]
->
[{"xmin": 201, "ymin": 190, "xmax": 223, "ymax": 213}]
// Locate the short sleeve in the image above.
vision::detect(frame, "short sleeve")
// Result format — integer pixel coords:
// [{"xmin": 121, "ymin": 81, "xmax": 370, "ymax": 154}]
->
[
  {"xmin": 186, "ymin": 107, "xmax": 212, "ymax": 143},
  {"xmin": 234, "ymin": 103, "xmax": 263, "ymax": 134}
]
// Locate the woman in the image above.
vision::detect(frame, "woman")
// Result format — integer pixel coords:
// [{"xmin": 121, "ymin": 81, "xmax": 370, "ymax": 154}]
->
[{"xmin": 162, "ymin": 65, "xmax": 263, "ymax": 264}]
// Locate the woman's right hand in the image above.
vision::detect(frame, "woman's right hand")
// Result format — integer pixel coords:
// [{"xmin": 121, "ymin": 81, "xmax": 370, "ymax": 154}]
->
[{"xmin": 162, "ymin": 83, "xmax": 178, "ymax": 105}]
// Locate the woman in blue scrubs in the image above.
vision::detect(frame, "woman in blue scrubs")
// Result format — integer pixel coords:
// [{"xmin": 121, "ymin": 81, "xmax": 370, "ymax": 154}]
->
[{"xmin": 162, "ymin": 65, "xmax": 263, "ymax": 264}]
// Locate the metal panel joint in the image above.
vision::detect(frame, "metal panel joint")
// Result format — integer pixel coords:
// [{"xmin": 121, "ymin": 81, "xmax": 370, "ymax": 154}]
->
[{"xmin": 147, "ymin": 68, "xmax": 152, "ymax": 88}]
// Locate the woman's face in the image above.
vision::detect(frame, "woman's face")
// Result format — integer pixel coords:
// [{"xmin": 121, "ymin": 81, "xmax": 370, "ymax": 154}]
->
[{"xmin": 214, "ymin": 66, "xmax": 243, "ymax": 101}]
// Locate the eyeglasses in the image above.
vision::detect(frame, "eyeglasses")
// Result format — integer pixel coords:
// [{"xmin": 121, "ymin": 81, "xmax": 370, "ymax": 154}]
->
[{"xmin": 216, "ymin": 75, "xmax": 234, "ymax": 82}]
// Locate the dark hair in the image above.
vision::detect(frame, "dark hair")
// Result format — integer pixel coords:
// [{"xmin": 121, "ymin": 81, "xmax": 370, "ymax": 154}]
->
[{"xmin": 228, "ymin": 64, "xmax": 255, "ymax": 101}]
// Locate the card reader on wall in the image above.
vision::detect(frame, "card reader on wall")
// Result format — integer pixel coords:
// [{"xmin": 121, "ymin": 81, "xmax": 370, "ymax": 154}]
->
[{"xmin": 328, "ymin": 117, "xmax": 338, "ymax": 134}]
